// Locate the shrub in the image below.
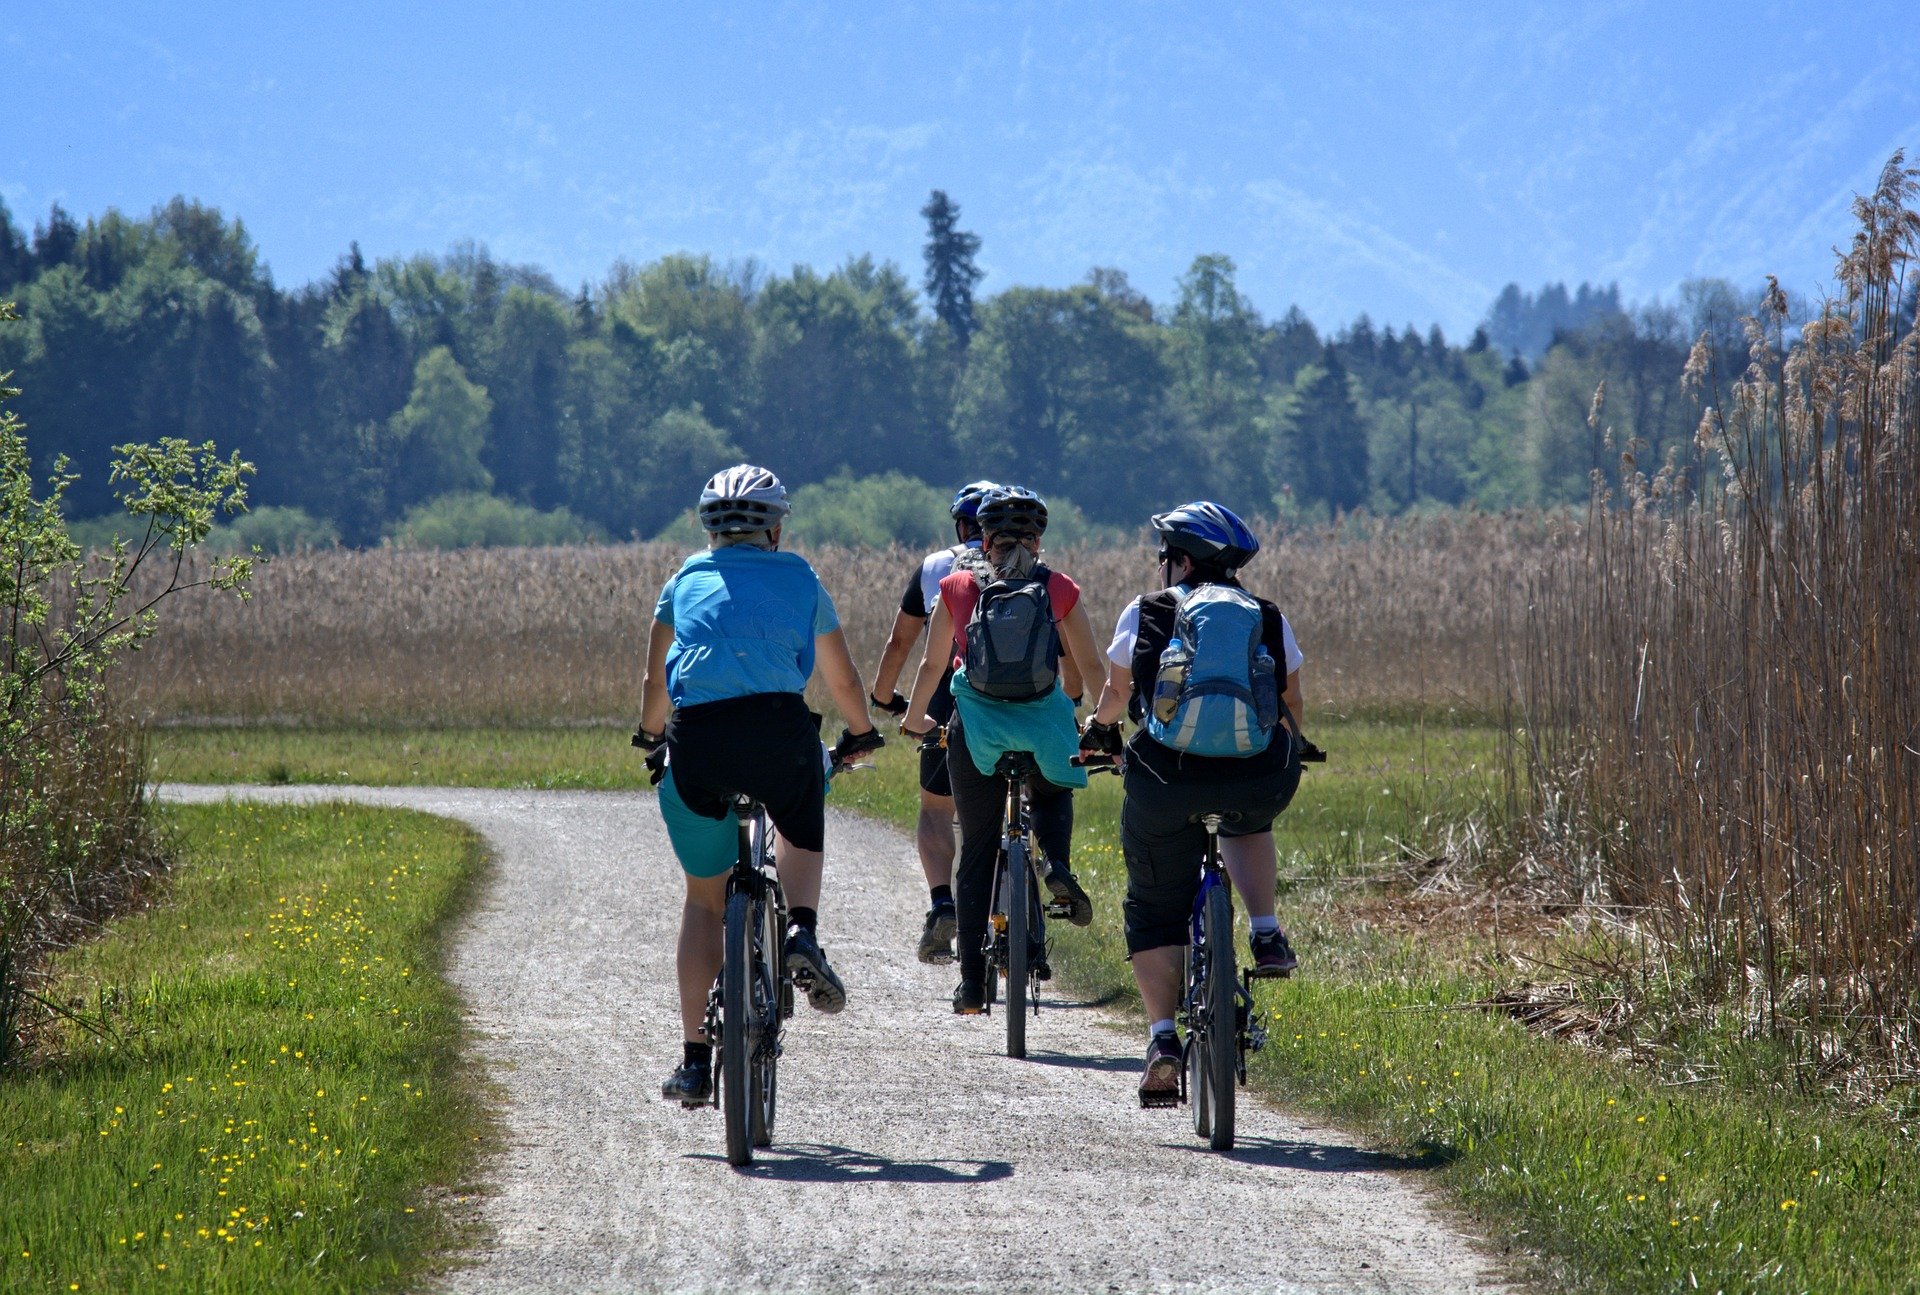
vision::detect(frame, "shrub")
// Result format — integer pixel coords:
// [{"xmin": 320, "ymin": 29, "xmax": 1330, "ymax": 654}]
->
[
  {"xmin": 2, "ymin": 300, "xmax": 254, "ymax": 1065},
  {"xmin": 393, "ymin": 491, "xmax": 600, "ymax": 548},
  {"xmin": 211, "ymin": 504, "xmax": 341, "ymax": 554}
]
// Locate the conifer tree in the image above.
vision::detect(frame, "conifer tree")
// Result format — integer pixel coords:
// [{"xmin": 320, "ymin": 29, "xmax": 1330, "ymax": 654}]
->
[{"xmin": 921, "ymin": 190, "xmax": 983, "ymax": 348}]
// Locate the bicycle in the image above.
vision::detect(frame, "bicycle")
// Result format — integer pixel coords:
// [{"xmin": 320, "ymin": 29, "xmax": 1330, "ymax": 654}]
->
[
  {"xmin": 984, "ymin": 748, "xmax": 1073, "ymax": 1060},
  {"xmin": 640, "ymin": 730, "xmax": 879, "ymax": 1167},
  {"xmin": 1081, "ymin": 736, "xmax": 1325, "ymax": 1151}
]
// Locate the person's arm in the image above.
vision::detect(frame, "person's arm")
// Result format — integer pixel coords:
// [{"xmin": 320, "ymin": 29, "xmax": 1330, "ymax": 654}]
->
[
  {"xmin": 905, "ymin": 600, "xmax": 955, "ymax": 733},
  {"xmin": 1056, "ymin": 602, "xmax": 1107, "ymax": 707},
  {"xmin": 813, "ymin": 628, "xmax": 878, "ymax": 738},
  {"xmin": 1092, "ymin": 661, "xmax": 1131, "ymax": 727},
  {"xmin": 870, "ymin": 609, "xmax": 926, "ymax": 704},
  {"xmin": 1283, "ymin": 669, "xmax": 1303, "ymax": 733},
  {"xmin": 1061, "ymin": 651, "xmax": 1085, "ymax": 706},
  {"xmin": 638, "ymin": 618, "xmax": 675, "ymax": 737}
]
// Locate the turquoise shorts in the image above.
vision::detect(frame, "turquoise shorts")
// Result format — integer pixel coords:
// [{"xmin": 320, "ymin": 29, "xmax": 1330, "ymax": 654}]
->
[{"xmin": 657, "ymin": 768, "xmax": 740, "ymax": 878}]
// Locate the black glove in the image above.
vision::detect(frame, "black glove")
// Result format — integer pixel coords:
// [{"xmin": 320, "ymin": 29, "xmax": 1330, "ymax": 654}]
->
[
  {"xmin": 830, "ymin": 726, "xmax": 886, "ymax": 768},
  {"xmin": 630, "ymin": 726, "xmax": 665, "ymax": 752},
  {"xmin": 1078, "ymin": 719, "xmax": 1124, "ymax": 757},
  {"xmin": 1297, "ymin": 736, "xmax": 1327, "ymax": 764},
  {"xmin": 869, "ymin": 691, "xmax": 909, "ymax": 717},
  {"xmin": 644, "ymin": 745, "xmax": 669, "ymax": 786}
]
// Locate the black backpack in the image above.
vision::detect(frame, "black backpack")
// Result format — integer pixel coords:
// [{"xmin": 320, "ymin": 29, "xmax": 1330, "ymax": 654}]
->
[{"xmin": 963, "ymin": 566, "xmax": 1060, "ymax": 701}]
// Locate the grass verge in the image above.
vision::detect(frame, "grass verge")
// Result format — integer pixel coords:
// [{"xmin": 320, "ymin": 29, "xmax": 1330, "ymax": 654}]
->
[
  {"xmin": 1, "ymin": 802, "xmax": 489, "ymax": 1295},
  {"xmin": 149, "ymin": 720, "xmax": 1920, "ymax": 1292}
]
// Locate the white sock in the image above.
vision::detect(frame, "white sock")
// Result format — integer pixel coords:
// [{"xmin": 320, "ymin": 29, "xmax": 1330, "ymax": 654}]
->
[
  {"xmin": 1149, "ymin": 1018, "xmax": 1176, "ymax": 1041},
  {"xmin": 1250, "ymin": 915, "xmax": 1280, "ymax": 935}
]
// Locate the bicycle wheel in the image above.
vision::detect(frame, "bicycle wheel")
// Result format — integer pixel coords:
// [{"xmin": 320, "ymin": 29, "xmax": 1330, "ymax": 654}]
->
[
  {"xmin": 1004, "ymin": 840, "xmax": 1029, "ymax": 1059},
  {"xmin": 749, "ymin": 891, "xmax": 780, "ymax": 1148},
  {"xmin": 722, "ymin": 888, "xmax": 754, "ymax": 1167},
  {"xmin": 1203, "ymin": 881, "xmax": 1237, "ymax": 1150}
]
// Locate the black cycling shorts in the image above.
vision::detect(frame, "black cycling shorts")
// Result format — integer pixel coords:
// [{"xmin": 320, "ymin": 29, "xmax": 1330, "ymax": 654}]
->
[
  {"xmin": 1119, "ymin": 735, "xmax": 1301, "ymax": 955},
  {"xmin": 916, "ymin": 670, "xmax": 958, "ymax": 798},
  {"xmin": 666, "ymin": 693, "xmax": 826, "ymax": 853}
]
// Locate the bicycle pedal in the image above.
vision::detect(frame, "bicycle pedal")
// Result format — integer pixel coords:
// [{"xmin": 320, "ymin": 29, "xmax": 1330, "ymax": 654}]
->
[
  {"xmin": 1139, "ymin": 1091, "xmax": 1182, "ymax": 1109},
  {"xmin": 1043, "ymin": 901, "xmax": 1074, "ymax": 919}
]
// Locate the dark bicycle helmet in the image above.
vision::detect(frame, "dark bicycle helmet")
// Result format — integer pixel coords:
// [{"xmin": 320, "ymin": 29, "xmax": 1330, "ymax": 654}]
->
[
  {"xmin": 1150, "ymin": 501, "xmax": 1260, "ymax": 569},
  {"xmin": 698, "ymin": 464, "xmax": 790, "ymax": 534},
  {"xmin": 976, "ymin": 485, "xmax": 1049, "ymax": 537},
  {"xmin": 949, "ymin": 480, "xmax": 1001, "ymax": 521}
]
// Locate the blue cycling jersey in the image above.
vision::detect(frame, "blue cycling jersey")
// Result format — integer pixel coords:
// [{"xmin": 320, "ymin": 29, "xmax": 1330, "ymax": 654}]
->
[{"xmin": 654, "ymin": 547, "xmax": 841, "ymax": 707}]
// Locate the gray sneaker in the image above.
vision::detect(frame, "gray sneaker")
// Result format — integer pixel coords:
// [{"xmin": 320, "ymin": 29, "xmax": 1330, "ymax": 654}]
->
[
  {"xmin": 784, "ymin": 925, "xmax": 847, "ymax": 1013},
  {"xmin": 917, "ymin": 903, "xmax": 958, "ymax": 964},
  {"xmin": 661, "ymin": 1061, "xmax": 712, "ymax": 1107},
  {"xmin": 1139, "ymin": 1031, "xmax": 1182, "ymax": 1108}
]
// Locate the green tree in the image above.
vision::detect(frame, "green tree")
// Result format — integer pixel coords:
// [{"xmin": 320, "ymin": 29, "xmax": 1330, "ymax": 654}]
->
[
  {"xmin": 921, "ymin": 190, "xmax": 984, "ymax": 349},
  {"xmin": 1278, "ymin": 346, "xmax": 1369, "ymax": 519},
  {"xmin": 951, "ymin": 285, "xmax": 1175, "ymax": 521},
  {"xmin": 389, "ymin": 346, "xmax": 493, "ymax": 505},
  {"xmin": 1169, "ymin": 254, "xmax": 1270, "ymax": 507},
  {"xmin": 478, "ymin": 286, "xmax": 572, "ymax": 507}
]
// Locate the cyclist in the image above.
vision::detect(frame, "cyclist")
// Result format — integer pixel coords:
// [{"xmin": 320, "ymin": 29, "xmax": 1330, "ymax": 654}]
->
[
  {"xmin": 1077, "ymin": 501, "xmax": 1304, "ymax": 1105},
  {"xmin": 867, "ymin": 481, "xmax": 997, "ymax": 964},
  {"xmin": 902, "ymin": 486, "xmax": 1107, "ymax": 1014},
  {"xmin": 635, "ymin": 464, "xmax": 885, "ymax": 1105}
]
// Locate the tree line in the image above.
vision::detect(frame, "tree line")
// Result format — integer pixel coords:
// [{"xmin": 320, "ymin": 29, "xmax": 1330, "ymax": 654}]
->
[{"xmin": 0, "ymin": 192, "xmax": 1794, "ymax": 547}]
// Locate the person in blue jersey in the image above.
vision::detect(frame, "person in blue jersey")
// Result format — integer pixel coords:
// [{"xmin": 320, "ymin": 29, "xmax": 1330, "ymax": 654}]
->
[
  {"xmin": 635, "ymin": 465, "xmax": 884, "ymax": 1106},
  {"xmin": 865, "ymin": 480, "xmax": 997, "ymax": 964},
  {"xmin": 1079, "ymin": 502, "xmax": 1306, "ymax": 1106}
]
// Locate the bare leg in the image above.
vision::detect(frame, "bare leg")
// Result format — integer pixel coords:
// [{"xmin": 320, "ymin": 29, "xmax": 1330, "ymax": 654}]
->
[
  {"xmin": 1131, "ymin": 945, "xmax": 1185, "ymax": 1024},
  {"xmin": 773, "ymin": 831, "xmax": 823, "ymax": 912},
  {"xmin": 915, "ymin": 791, "xmax": 957, "ymax": 890},
  {"xmin": 1219, "ymin": 830, "xmax": 1281, "ymax": 926},
  {"xmin": 676, "ymin": 873, "xmax": 728, "ymax": 1042}
]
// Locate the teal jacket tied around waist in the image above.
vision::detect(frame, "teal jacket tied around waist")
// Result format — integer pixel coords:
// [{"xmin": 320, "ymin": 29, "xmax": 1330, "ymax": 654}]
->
[{"xmin": 948, "ymin": 667, "xmax": 1089, "ymax": 789}]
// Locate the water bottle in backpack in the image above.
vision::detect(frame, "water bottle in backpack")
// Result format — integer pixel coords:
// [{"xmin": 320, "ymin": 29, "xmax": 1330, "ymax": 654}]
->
[
  {"xmin": 1151, "ymin": 638, "xmax": 1191, "ymax": 724},
  {"xmin": 1144, "ymin": 585, "xmax": 1278, "ymax": 757}
]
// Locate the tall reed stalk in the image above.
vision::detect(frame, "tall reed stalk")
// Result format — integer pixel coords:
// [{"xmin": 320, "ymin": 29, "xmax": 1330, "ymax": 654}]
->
[{"xmin": 1517, "ymin": 154, "xmax": 1920, "ymax": 1082}]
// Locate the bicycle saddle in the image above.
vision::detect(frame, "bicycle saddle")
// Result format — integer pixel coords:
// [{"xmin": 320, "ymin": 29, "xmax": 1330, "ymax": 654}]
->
[{"xmin": 993, "ymin": 750, "xmax": 1041, "ymax": 780}]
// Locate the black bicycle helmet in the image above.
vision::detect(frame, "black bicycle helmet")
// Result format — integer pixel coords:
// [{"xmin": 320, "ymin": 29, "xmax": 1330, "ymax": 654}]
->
[
  {"xmin": 1150, "ymin": 501, "xmax": 1260, "ymax": 569},
  {"xmin": 976, "ymin": 485, "xmax": 1049, "ymax": 537},
  {"xmin": 698, "ymin": 464, "xmax": 790, "ymax": 534}
]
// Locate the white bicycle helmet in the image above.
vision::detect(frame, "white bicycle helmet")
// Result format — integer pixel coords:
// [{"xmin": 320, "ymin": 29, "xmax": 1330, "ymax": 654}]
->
[{"xmin": 698, "ymin": 464, "xmax": 791, "ymax": 534}]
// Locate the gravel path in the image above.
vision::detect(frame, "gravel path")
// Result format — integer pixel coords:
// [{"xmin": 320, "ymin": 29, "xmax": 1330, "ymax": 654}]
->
[{"xmin": 160, "ymin": 784, "xmax": 1515, "ymax": 1294}]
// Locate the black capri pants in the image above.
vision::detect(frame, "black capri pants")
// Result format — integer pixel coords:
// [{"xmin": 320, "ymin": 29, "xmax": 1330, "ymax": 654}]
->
[{"xmin": 1120, "ymin": 735, "xmax": 1301, "ymax": 955}]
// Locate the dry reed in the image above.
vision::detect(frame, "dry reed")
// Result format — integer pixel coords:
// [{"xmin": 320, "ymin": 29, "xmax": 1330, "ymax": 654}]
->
[
  {"xmin": 1516, "ymin": 154, "xmax": 1920, "ymax": 1081},
  {"xmin": 125, "ymin": 514, "xmax": 1539, "ymax": 725}
]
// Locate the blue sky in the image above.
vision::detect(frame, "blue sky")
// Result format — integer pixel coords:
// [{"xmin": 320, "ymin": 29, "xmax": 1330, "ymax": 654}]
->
[{"xmin": 8, "ymin": 2, "xmax": 1919, "ymax": 335}]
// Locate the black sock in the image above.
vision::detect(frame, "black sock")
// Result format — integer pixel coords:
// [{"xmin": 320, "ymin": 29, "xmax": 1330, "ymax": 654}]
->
[
  {"xmin": 789, "ymin": 906, "xmax": 818, "ymax": 933},
  {"xmin": 684, "ymin": 1040, "xmax": 712, "ymax": 1068},
  {"xmin": 930, "ymin": 885, "xmax": 954, "ymax": 908}
]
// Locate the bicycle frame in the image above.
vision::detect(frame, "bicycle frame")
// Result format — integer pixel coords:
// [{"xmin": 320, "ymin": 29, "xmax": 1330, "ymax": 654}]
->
[
  {"xmin": 705, "ymin": 795, "xmax": 792, "ymax": 1166},
  {"xmin": 985, "ymin": 750, "xmax": 1063, "ymax": 1059}
]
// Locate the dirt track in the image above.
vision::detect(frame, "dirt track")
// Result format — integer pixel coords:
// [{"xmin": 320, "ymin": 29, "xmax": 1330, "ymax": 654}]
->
[{"xmin": 160, "ymin": 784, "xmax": 1515, "ymax": 1294}]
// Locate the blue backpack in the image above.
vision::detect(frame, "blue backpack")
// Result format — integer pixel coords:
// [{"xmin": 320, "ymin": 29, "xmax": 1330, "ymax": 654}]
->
[{"xmin": 1144, "ymin": 585, "xmax": 1281, "ymax": 757}]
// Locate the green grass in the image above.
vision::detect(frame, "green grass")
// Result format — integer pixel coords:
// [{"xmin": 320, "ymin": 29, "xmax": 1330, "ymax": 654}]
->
[
  {"xmin": 146, "ymin": 719, "xmax": 1920, "ymax": 1292},
  {"xmin": 0, "ymin": 803, "xmax": 489, "ymax": 1295}
]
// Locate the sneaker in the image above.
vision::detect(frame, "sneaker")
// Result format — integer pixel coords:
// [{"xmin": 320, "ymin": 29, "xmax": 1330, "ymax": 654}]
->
[
  {"xmin": 1139, "ymin": 1031, "xmax": 1182, "ymax": 1107},
  {"xmin": 952, "ymin": 978, "xmax": 987, "ymax": 1015},
  {"xmin": 784, "ymin": 926, "xmax": 847, "ymax": 1013},
  {"xmin": 917, "ymin": 902, "xmax": 957, "ymax": 965},
  {"xmin": 661, "ymin": 1061, "xmax": 712, "ymax": 1106},
  {"xmin": 1043, "ymin": 862, "xmax": 1094, "ymax": 927},
  {"xmin": 1249, "ymin": 928, "xmax": 1298, "ymax": 979}
]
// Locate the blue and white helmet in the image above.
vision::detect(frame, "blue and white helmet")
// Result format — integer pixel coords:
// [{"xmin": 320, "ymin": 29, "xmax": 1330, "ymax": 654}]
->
[
  {"xmin": 949, "ymin": 480, "xmax": 1001, "ymax": 521},
  {"xmin": 1150, "ymin": 501, "xmax": 1260, "ymax": 569},
  {"xmin": 698, "ymin": 464, "xmax": 790, "ymax": 534}
]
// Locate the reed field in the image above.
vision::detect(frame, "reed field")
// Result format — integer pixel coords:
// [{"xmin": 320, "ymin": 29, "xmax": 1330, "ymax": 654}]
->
[
  {"xmin": 122, "ymin": 513, "xmax": 1544, "ymax": 726},
  {"xmin": 1515, "ymin": 156, "xmax": 1920, "ymax": 1093}
]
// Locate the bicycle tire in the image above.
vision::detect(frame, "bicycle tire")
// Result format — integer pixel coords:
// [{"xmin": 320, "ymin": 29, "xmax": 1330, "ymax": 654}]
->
[
  {"xmin": 722, "ymin": 888, "xmax": 754, "ymax": 1167},
  {"xmin": 750, "ymin": 890, "xmax": 780, "ymax": 1148},
  {"xmin": 1005, "ymin": 839, "xmax": 1029, "ymax": 1058},
  {"xmin": 1204, "ymin": 881, "xmax": 1237, "ymax": 1150},
  {"xmin": 1189, "ymin": 959, "xmax": 1210, "ymax": 1139}
]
